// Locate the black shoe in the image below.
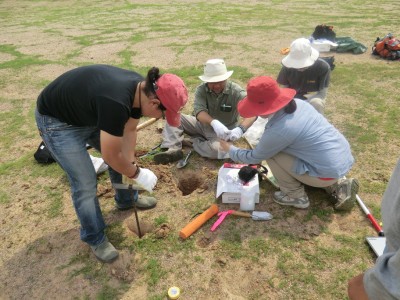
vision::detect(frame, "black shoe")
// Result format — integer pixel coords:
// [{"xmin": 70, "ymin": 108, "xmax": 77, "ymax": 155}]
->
[{"xmin": 153, "ymin": 149, "xmax": 183, "ymax": 164}]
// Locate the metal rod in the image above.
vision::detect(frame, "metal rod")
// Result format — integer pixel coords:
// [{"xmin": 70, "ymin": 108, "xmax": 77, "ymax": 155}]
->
[
  {"xmin": 129, "ymin": 185, "xmax": 142, "ymax": 238},
  {"xmin": 356, "ymin": 194, "xmax": 384, "ymax": 236}
]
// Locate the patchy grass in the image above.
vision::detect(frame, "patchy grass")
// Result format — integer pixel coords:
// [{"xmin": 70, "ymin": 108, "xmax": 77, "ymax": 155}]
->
[{"xmin": 0, "ymin": 0, "xmax": 398, "ymax": 299}]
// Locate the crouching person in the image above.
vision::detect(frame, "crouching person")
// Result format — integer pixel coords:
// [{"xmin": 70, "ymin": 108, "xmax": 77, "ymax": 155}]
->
[{"xmin": 220, "ymin": 76, "xmax": 358, "ymax": 210}]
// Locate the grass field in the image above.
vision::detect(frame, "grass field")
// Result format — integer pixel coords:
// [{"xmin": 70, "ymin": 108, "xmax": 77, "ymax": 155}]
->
[{"xmin": 0, "ymin": 1, "xmax": 399, "ymax": 299}]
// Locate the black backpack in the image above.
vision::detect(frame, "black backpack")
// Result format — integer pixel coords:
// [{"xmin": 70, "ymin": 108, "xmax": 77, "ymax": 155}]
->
[
  {"xmin": 312, "ymin": 24, "xmax": 336, "ymax": 42},
  {"xmin": 34, "ymin": 141, "xmax": 55, "ymax": 164},
  {"xmin": 320, "ymin": 56, "xmax": 335, "ymax": 71}
]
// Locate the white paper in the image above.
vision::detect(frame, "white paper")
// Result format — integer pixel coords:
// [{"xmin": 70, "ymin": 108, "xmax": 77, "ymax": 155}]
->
[{"xmin": 366, "ymin": 237, "xmax": 386, "ymax": 257}]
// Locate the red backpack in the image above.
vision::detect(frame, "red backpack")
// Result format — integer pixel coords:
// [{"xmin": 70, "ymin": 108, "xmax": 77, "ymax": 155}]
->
[{"xmin": 372, "ymin": 33, "xmax": 400, "ymax": 60}]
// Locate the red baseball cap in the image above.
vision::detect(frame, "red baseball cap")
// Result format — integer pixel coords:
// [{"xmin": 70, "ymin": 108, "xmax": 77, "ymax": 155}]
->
[
  {"xmin": 155, "ymin": 74, "xmax": 188, "ymax": 127},
  {"xmin": 238, "ymin": 76, "xmax": 296, "ymax": 118}
]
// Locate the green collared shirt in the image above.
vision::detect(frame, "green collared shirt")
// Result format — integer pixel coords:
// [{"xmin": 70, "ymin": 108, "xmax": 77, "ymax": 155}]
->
[{"xmin": 192, "ymin": 81, "xmax": 246, "ymax": 129}]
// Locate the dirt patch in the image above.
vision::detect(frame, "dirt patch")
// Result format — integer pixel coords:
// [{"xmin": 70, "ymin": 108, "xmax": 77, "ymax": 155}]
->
[
  {"xmin": 175, "ymin": 169, "xmax": 207, "ymax": 196},
  {"xmin": 1, "ymin": 1, "xmax": 394, "ymax": 299}
]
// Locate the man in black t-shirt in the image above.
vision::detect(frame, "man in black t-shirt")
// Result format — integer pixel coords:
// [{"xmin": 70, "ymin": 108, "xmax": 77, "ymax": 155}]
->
[{"xmin": 36, "ymin": 65, "xmax": 188, "ymax": 263}]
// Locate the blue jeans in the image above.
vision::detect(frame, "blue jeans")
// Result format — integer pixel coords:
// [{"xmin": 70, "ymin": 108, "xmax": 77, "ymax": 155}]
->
[{"xmin": 35, "ymin": 109, "xmax": 138, "ymax": 246}]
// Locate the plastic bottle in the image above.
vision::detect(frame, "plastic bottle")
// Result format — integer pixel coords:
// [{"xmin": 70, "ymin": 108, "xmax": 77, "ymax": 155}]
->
[{"xmin": 240, "ymin": 189, "xmax": 255, "ymax": 211}]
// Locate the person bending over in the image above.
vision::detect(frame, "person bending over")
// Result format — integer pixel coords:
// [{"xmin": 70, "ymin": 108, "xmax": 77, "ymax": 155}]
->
[{"xmin": 36, "ymin": 64, "xmax": 188, "ymax": 262}]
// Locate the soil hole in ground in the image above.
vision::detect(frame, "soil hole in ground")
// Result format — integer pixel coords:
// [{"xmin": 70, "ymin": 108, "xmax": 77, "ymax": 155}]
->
[{"xmin": 176, "ymin": 170, "xmax": 205, "ymax": 196}]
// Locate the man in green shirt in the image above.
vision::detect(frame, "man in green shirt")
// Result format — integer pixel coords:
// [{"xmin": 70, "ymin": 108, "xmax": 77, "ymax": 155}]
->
[{"xmin": 154, "ymin": 59, "xmax": 256, "ymax": 162}]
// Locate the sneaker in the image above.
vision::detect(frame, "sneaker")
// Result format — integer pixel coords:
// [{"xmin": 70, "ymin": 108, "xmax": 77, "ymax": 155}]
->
[
  {"xmin": 116, "ymin": 195, "xmax": 157, "ymax": 210},
  {"xmin": 153, "ymin": 149, "xmax": 183, "ymax": 164},
  {"xmin": 273, "ymin": 191, "xmax": 310, "ymax": 209},
  {"xmin": 90, "ymin": 238, "xmax": 119, "ymax": 263},
  {"xmin": 333, "ymin": 178, "xmax": 359, "ymax": 211}
]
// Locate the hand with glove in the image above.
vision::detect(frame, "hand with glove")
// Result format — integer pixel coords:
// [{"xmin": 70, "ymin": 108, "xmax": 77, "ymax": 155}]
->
[
  {"xmin": 210, "ymin": 119, "xmax": 231, "ymax": 141},
  {"xmin": 123, "ymin": 167, "xmax": 158, "ymax": 192},
  {"xmin": 229, "ymin": 126, "xmax": 244, "ymax": 141}
]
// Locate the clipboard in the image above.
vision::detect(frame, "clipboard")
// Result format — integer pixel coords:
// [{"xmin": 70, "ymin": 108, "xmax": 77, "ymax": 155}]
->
[{"xmin": 366, "ymin": 237, "xmax": 386, "ymax": 257}]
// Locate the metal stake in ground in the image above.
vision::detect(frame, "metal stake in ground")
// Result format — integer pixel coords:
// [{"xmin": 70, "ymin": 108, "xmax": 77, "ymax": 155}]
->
[{"xmin": 113, "ymin": 183, "xmax": 144, "ymax": 238}]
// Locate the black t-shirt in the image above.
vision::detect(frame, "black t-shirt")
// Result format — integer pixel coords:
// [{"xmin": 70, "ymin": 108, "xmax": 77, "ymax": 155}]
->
[
  {"xmin": 276, "ymin": 58, "xmax": 330, "ymax": 96},
  {"xmin": 37, "ymin": 64, "xmax": 143, "ymax": 136}
]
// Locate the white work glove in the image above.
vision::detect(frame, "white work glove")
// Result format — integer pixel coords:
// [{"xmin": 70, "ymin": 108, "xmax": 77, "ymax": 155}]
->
[
  {"xmin": 229, "ymin": 127, "xmax": 244, "ymax": 141},
  {"xmin": 210, "ymin": 119, "xmax": 231, "ymax": 141},
  {"xmin": 123, "ymin": 168, "xmax": 157, "ymax": 192}
]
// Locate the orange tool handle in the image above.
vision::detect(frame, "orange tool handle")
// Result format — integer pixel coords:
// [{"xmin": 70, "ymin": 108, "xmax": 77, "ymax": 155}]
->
[{"xmin": 179, "ymin": 204, "xmax": 219, "ymax": 239}]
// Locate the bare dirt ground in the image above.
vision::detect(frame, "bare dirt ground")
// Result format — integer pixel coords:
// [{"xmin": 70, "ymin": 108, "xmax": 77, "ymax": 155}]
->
[{"xmin": 1, "ymin": 1, "xmax": 399, "ymax": 299}]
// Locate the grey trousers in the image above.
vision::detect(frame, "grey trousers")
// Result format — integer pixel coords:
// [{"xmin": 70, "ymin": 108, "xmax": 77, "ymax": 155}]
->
[
  {"xmin": 267, "ymin": 152, "xmax": 338, "ymax": 198},
  {"xmin": 161, "ymin": 114, "xmax": 228, "ymax": 159}
]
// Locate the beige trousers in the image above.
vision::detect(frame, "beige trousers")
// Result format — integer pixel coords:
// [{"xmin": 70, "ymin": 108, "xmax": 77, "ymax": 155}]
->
[
  {"xmin": 267, "ymin": 152, "xmax": 338, "ymax": 198},
  {"xmin": 306, "ymin": 96, "xmax": 326, "ymax": 114}
]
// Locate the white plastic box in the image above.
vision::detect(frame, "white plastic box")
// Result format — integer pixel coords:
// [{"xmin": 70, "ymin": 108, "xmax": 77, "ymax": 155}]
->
[{"xmin": 216, "ymin": 163, "xmax": 260, "ymax": 204}]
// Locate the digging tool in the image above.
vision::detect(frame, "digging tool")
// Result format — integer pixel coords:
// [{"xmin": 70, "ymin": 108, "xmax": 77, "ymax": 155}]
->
[
  {"xmin": 112, "ymin": 183, "xmax": 145, "ymax": 238},
  {"xmin": 176, "ymin": 149, "xmax": 193, "ymax": 169},
  {"xmin": 129, "ymin": 185, "xmax": 142, "ymax": 238},
  {"xmin": 138, "ymin": 143, "xmax": 162, "ymax": 158},
  {"xmin": 211, "ymin": 209, "xmax": 273, "ymax": 231},
  {"xmin": 231, "ymin": 210, "xmax": 273, "ymax": 221},
  {"xmin": 137, "ymin": 117, "xmax": 158, "ymax": 131},
  {"xmin": 356, "ymin": 194, "xmax": 384, "ymax": 236}
]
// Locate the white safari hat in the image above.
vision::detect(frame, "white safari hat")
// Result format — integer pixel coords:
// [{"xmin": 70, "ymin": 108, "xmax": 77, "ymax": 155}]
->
[
  {"xmin": 198, "ymin": 58, "xmax": 233, "ymax": 82},
  {"xmin": 282, "ymin": 38, "xmax": 319, "ymax": 69}
]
